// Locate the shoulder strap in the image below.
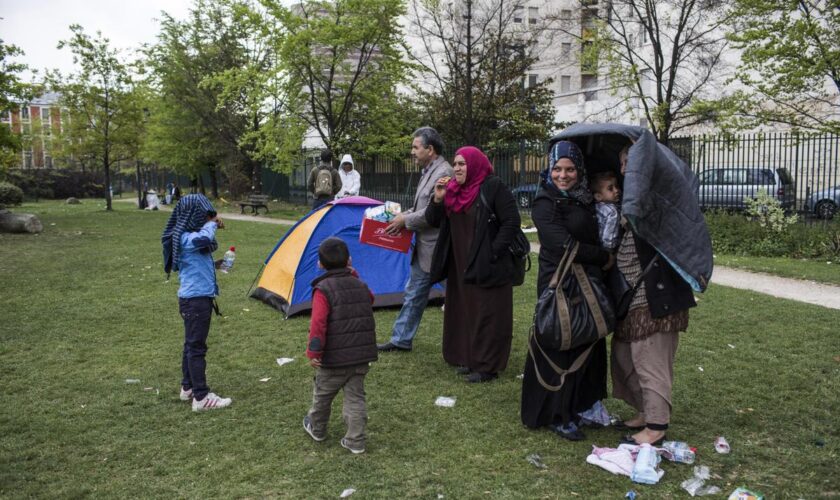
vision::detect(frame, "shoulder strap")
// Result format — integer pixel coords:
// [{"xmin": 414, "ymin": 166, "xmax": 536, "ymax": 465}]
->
[
  {"xmin": 632, "ymin": 254, "xmax": 660, "ymax": 290},
  {"xmin": 527, "ymin": 325, "xmax": 596, "ymax": 392}
]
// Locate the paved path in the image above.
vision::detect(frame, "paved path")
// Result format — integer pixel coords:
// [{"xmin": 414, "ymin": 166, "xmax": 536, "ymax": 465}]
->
[
  {"xmin": 124, "ymin": 199, "xmax": 839, "ymax": 310},
  {"xmin": 529, "ymin": 242, "xmax": 840, "ymax": 310},
  {"xmin": 115, "ymin": 198, "xmax": 299, "ymax": 225}
]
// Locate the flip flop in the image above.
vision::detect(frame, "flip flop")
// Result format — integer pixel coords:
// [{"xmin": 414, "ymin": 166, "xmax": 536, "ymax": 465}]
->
[
  {"xmin": 620, "ymin": 434, "xmax": 665, "ymax": 447},
  {"xmin": 613, "ymin": 421, "xmax": 645, "ymax": 432}
]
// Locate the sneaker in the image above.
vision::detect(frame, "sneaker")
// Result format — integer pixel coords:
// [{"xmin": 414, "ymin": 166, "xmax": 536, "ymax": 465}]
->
[
  {"xmin": 302, "ymin": 415, "xmax": 326, "ymax": 442},
  {"xmin": 191, "ymin": 392, "xmax": 232, "ymax": 412},
  {"xmin": 340, "ymin": 438, "xmax": 365, "ymax": 455},
  {"xmin": 179, "ymin": 387, "xmax": 193, "ymax": 401}
]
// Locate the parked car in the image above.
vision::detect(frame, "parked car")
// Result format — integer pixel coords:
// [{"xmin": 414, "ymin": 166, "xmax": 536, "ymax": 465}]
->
[
  {"xmin": 696, "ymin": 167, "xmax": 795, "ymax": 210},
  {"xmin": 803, "ymin": 185, "xmax": 840, "ymax": 219},
  {"xmin": 511, "ymin": 183, "xmax": 539, "ymax": 208}
]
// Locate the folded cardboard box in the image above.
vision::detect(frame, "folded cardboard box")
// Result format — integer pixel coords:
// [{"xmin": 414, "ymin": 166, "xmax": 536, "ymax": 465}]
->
[{"xmin": 359, "ymin": 218, "xmax": 412, "ymax": 253}]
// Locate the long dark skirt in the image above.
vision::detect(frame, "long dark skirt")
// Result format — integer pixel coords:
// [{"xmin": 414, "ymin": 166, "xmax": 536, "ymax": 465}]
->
[
  {"xmin": 520, "ymin": 336, "xmax": 607, "ymax": 428},
  {"xmin": 442, "ymin": 204, "xmax": 513, "ymax": 374}
]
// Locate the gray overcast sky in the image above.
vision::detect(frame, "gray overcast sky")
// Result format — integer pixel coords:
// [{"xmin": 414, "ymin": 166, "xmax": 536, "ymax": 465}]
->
[{"xmin": 1, "ymin": 0, "xmax": 193, "ymax": 79}]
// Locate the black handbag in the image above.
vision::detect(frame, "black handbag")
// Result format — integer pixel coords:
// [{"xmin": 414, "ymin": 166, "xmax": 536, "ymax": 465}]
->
[
  {"xmin": 533, "ymin": 242, "xmax": 615, "ymax": 351},
  {"xmin": 480, "ymin": 191, "xmax": 531, "ymax": 286},
  {"xmin": 607, "ymin": 254, "xmax": 659, "ymax": 320}
]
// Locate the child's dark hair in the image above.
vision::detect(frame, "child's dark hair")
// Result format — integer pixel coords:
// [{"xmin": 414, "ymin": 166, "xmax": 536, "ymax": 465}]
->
[
  {"xmin": 318, "ymin": 237, "xmax": 350, "ymax": 270},
  {"xmin": 591, "ymin": 170, "xmax": 618, "ymax": 191}
]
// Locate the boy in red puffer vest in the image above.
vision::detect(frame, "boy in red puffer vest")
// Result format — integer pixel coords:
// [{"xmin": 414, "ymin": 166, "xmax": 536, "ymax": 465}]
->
[{"xmin": 302, "ymin": 237, "xmax": 377, "ymax": 454}]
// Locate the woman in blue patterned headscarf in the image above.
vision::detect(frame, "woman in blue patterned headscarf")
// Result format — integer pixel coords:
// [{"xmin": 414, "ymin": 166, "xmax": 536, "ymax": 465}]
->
[{"xmin": 520, "ymin": 140, "xmax": 612, "ymax": 441}]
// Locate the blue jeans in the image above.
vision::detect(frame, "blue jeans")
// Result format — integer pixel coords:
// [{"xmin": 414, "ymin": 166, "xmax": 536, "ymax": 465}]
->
[
  {"xmin": 180, "ymin": 297, "xmax": 213, "ymax": 400},
  {"xmin": 312, "ymin": 196, "xmax": 332, "ymax": 210},
  {"xmin": 389, "ymin": 258, "xmax": 433, "ymax": 348}
]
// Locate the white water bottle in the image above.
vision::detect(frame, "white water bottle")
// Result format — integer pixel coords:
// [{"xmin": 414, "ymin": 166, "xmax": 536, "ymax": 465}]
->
[{"xmin": 221, "ymin": 246, "xmax": 236, "ymax": 273}]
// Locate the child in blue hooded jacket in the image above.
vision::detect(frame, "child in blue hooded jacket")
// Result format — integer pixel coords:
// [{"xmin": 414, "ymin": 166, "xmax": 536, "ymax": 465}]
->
[{"xmin": 162, "ymin": 194, "xmax": 232, "ymax": 412}]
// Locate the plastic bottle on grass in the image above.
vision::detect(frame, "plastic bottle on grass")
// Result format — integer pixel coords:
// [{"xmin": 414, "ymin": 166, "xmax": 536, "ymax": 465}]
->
[
  {"xmin": 221, "ymin": 246, "xmax": 236, "ymax": 273},
  {"xmin": 662, "ymin": 440, "xmax": 696, "ymax": 464}
]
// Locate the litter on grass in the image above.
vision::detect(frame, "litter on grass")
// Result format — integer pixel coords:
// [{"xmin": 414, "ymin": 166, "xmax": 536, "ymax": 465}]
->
[
  {"xmin": 625, "ymin": 491, "xmax": 637, "ymax": 500},
  {"xmin": 276, "ymin": 358, "xmax": 295, "ymax": 366},
  {"xmin": 727, "ymin": 487, "xmax": 764, "ymax": 499},
  {"xmin": 526, "ymin": 453, "xmax": 547, "ymax": 469},
  {"xmin": 259, "ymin": 377, "xmax": 271, "ymax": 382},
  {"xmin": 728, "ymin": 344, "xmax": 736, "ymax": 349},
  {"xmin": 714, "ymin": 436, "xmax": 731, "ymax": 454},
  {"xmin": 698, "ymin": 366, "xmax": 704, "ymax": 372},
  {"xmin": 125, "ymin": 379, "xmax": 140, "ymax": 384},
  {"xmin": 579, "ymin": 400, "xmax": 611, "ymax": 426},
  {"xmin": 434, "ymin": 396, "xmax": 456, "ymax": 407},
  {"xmin": 340, "ymin": 488, "xmax": 356, "ymax": 498}
]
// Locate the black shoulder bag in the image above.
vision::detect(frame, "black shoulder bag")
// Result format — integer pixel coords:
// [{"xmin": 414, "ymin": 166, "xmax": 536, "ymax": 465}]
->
[
  {"xmin": 607, "ymin": 254, "xmax": 659, "ymax": 320},
  {"xmin": 480, "ymin": 190, "xmax": 531, "ymax": 286}
]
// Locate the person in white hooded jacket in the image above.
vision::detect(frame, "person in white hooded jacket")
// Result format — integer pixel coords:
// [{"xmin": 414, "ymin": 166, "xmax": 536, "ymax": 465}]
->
[{"xmin": 336, "ymin": 154, "xmax": 361, "ymax": 199}]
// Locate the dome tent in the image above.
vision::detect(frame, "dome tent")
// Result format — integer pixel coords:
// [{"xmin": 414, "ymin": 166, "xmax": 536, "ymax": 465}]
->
[{"xmin": 250, "ymin": 196, "xmax": 444, "ymax": 317}]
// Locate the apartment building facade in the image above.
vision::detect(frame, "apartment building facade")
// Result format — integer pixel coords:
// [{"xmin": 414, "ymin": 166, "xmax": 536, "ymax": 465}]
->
[{"xmin": 1, "ymin": 92, "xmax": 63, "ymax": 168}]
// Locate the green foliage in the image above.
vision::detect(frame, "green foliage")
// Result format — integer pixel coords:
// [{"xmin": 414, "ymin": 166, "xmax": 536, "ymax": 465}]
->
[
  {"xmin": 705, "ymin": 209, "xmax": 840, "ymax": 259},
  {"xmin": 263, "ymin": 0, "xmax": 413, "ymax": 156},
  {"xmin": 0, "ymin": 40, "xmax": 36, "ymax": 177},
  {"xmin": 5, "ymin": 168, "xmax": 105, "ymax": 200},
  {"xmin": 744, "ymin": 190, "xmax": 799, "ymax": 234},
  {"xmin": 51, "ymin": 25, "xmax": 145, "ymax": 210},
  {"xmin": 145, "ymin": 0, "xmax": 281, "ymax": 191},
  {"xmin": 0, "ymin": 181, "xmax": 23, "ymax": 208},
  {"xmin": 727, "ymin": 0, "xmax": 840, "ymax": 134}
]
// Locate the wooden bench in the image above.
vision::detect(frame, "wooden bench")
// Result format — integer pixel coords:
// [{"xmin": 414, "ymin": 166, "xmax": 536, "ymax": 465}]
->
[{"xmin": 239, "ymin": 194, "xmax": 270, "ymax": 214}]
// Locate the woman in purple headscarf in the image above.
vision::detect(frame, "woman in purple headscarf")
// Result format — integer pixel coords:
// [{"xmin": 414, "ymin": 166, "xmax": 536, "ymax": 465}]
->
[
  {"xmin": 520, "ymin": 141, "xmax": 613, "ymax": 441},
  {"xmin": 425, "ymin": 146, "xmax": 521, "ymax": 383}
]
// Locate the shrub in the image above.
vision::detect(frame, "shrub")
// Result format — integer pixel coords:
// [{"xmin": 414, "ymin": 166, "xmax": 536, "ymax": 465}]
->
[
  {"xmin": 0, "ymin": 181, "xmax": 24, "ymax": 208},
  {"xmin": 704, "ymin": 209, "xmax": 840, "ymax": 259}
]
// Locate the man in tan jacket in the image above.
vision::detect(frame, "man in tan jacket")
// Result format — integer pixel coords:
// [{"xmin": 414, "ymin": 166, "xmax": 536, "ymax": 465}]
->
[{"xmin": 378, "ymin": 127, "xmax": 453, "ymax": 352}]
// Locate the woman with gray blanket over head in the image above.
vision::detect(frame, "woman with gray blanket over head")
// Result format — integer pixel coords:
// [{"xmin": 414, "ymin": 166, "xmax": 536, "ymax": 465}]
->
[{"xmin": 611, "ymin": 145, "xmax": 696, "ymax": 446}]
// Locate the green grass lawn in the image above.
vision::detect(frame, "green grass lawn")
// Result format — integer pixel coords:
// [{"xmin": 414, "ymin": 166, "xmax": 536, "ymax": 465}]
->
[{"xmin": 1, "ymin": 201, "xmax": 838, "ymax": 498}]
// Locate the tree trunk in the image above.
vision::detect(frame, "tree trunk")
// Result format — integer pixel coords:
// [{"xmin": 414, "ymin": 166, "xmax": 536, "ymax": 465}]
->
[
  {"xmin": 249, "ymin": 159, "xmax": 262, "ymax": 194},
  {"xmin": 0, "ymin": 211, "xmax": 43, "ymax": 234},
  {"xmin": 210, "ymin": 166, "xmax": 219, "ymax": 199}
]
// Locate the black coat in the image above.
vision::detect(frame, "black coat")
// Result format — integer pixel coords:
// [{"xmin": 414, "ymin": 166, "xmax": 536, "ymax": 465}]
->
[
  {"xmin": 630, "ymin": 231, "xmax": 697, "ymax": 318},
  {"xmin": 426, "ymin": 175, "xmax": 521, "ymax": 287},
  {"xmin": 531, "ymin": 182, "xmax": 610, "ymax": 296}
]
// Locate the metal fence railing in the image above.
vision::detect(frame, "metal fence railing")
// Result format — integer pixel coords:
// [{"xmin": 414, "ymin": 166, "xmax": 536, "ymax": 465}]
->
[{"xmin": 260, "ymin": 132, "xmax": 840, "ymax": 222}]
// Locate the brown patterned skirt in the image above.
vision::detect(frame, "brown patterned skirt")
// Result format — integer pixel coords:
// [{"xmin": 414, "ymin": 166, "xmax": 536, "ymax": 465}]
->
[{"xmin": 615, "ymin": 306, "xmax": 689, "ymax": 342}]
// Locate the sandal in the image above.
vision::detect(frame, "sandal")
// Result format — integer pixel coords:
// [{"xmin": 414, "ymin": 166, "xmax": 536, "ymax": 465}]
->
[
  {"xmin": 613, "ymin": 421, "xmax": 645, "ymax": 432},
  {"xmin": 619, "ymin": 434, "xmax": 665, "ymax": 447}
]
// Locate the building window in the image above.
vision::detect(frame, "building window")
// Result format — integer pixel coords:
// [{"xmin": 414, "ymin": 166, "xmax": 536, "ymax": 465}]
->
[
  {"xmin": 1, "ymin": 110, "xmax": 9, "ymax": 122},
  {"xmin": 45, "ymin": 155, "xmax": 53, "ymax": 169},
  {"xmin": 528, "ymin": 7, "xmax": 538, "ymax": 24},
  {"xmin": 514, "ymin": 5, "xmax": 523, "ymax": 23},
  {"xmin": 561, "ymin": 43, "xmax": 572, "ymax": 58},
  {"xmin": 560, "ymin": 9, "xmax": 572, "ymax": 20},
  {"xmin": 24, "ymin": 150, "xmax": 32, "ymax": 168},
  {"xmin": 561, "ymin": 75, "xmax": 572, "ymax": 92},
  {"xmin": 21, "ymin": 107, "xmax": 30, "ymax": 120},
  {"xmin": 582, "ymin": 75, "xmax": 598, "ymax": 101},
  {"xmin": 41, "ymin": 108, "xmax": 51, "ymax": 135},
  {"xmin": 528, "ymin": 74, "xmax": 538, "ymax": 88}
]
